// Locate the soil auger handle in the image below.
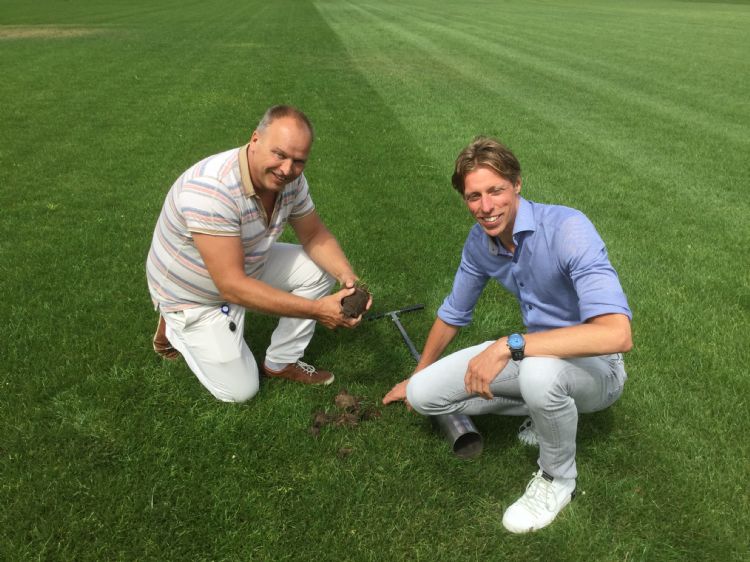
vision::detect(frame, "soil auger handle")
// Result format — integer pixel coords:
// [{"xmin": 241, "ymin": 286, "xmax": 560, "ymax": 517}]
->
[{"xmin": 367, "ymin": 305, "xmax": 425, "ymax": 362}]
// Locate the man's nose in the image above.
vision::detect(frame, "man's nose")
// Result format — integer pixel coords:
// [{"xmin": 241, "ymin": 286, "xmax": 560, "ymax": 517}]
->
[
  {"xmin": 279, "ymin": 159, "xmax": 292, "ymax": 177},
  {"xmin": 481, "ymin": 194, "xmax": 494, "ymax": 213}
]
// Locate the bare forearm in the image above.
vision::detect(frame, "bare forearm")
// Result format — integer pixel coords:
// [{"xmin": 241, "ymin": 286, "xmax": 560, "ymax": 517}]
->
[
  {"xmin": 492, "ymin": 314, "xmax": 633, "ymax": 361},
  {"xmin": 414, "ymin": 317, "xmax": 460, "ymax": 372},
  {"xmin": 302, "ymin": 229, "xmax": 355, "ymax": 283},
  {"xmin": 464, "ymin": 314, "xmax": 632, "ymax": 399},
  {"xmin": 192, "ymin": 231, "xmax": 350, "ymax": 327},
  {"xmin": 221, "ymin": 276, "xmax": 320, "ymax": 319}
]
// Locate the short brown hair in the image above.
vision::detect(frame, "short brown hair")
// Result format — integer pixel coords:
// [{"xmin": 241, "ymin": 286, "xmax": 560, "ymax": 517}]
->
[
  {"xmin": 451, "ymin": 136, "xmax": 521, "ymax": 195},
  {"xmin": 256, "ymin": 105, "xmax": 314, "ymax": 138}
]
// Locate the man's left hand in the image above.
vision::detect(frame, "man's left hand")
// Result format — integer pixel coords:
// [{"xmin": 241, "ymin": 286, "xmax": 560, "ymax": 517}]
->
[
  {"xmin": 340, "ymin": 275, "xmax": 358, "ymax": 289},
  {"xmin": 464, "ymin": 340, "xmax": 508, "ymax": 399}
]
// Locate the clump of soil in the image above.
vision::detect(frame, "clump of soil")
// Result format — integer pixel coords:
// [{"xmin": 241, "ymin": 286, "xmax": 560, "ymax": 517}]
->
[
  {"xmin": 334, "ymin": 390, "xmax": 358, "ymax": 410},
  {"xmin": 309, "ymin": 389, "xmax": 381, "ymax": 437},
  {"xmin": 341, "ymin": 283, "xmax": 371, "ymax": 318}
]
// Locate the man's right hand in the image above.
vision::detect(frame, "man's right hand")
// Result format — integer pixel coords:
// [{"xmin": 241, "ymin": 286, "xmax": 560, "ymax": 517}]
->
[
  {"xmin": 314, "ymin": 286, "xmax": 363, "ymax": 329},
  {"xmin": 382, "ymin": 379, "xmax": 411, "ymax": 408}
]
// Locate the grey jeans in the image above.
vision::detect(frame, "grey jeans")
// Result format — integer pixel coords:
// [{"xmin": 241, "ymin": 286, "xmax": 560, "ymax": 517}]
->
[{"xmin": 406, "ymin": 341, "xmax": 627, "ymax": 479}]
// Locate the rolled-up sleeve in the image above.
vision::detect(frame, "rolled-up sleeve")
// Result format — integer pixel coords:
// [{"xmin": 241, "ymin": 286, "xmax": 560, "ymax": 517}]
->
[
  {"xmin": 437, "ymin": 234, "xmax": 490, "ymax": 326},
  {"xmin": 557, "ymin": 213, "xmax": 631, "ymax": 322}
]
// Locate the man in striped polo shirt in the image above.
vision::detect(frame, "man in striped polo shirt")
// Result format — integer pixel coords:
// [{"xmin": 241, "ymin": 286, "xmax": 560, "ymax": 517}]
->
[{"xmin": 146, "ymin": 105, "xmax": 369, "ymax": 402}]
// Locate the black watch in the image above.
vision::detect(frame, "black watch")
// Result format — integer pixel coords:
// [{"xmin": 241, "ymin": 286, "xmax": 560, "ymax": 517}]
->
[{"xmin": 507, "ymin": 333, "xmax": 525, "ymax": 361}]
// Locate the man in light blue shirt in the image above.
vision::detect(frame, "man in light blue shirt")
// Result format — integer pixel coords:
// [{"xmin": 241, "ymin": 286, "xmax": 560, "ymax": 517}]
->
[{"xmin": 383, "ymin": 136, "xmax": 632, "ymax": 534}]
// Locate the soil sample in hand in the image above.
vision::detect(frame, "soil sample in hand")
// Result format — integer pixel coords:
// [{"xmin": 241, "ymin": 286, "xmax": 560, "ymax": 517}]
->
[{"xmin": 341, "ymin": 284, "xmax": 370, "ymax": 318}]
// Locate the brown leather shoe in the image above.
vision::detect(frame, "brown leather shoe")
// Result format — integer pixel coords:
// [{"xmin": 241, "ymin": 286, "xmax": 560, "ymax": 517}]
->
[
  {"xmin": 263, "ymin": 360, "xmax": 334, "ymax": 386},
  {"xmin": 153, "ymin": 315, "xmax": 181, "ymax": 360}
]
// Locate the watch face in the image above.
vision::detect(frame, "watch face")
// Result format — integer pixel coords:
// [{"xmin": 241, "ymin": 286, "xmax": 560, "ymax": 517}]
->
[{"xmin": 508, "ymin": 333, "xmax": 524, "ymax": 349}]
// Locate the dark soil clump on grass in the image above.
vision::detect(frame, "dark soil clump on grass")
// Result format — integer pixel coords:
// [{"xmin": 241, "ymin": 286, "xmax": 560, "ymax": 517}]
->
[{"xmin": 309, "ymin": 389, "xmax": 381, "ymax": 436}]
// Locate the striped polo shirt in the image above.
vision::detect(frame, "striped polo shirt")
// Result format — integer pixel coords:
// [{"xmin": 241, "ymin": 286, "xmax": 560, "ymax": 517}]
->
[{"xmin": 146, "ymin": 144, "xmax": 315, "ymax": 312}]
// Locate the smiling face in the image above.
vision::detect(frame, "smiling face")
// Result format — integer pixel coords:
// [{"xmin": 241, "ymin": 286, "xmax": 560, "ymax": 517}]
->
[
  {"xmin": 247, "ymin": 116, "xmax": 312, "ymax": 195},
  {"xmin": 463, "ymin": 166, "xmax": 521, "ymax": 245}
]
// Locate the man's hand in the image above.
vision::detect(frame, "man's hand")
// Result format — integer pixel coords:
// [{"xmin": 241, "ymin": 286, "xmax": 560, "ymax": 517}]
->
[
  {"xmin": 339, "ymin": 276, "xmax": 373, "ymax": 318},
  {"xmin": 340, "ymin": 275, "xmax": 358, "ymax": 290},
  {"xmin": 382, "ymin": 379, "xmax": 411, "ymax": 409},
  {"xmin": 464, "ymin": 340, "xmax": 509, "ymax": 399},
  {"xmin": 314, "ymin": 286, "xmax": 366, "ymax": 329}
]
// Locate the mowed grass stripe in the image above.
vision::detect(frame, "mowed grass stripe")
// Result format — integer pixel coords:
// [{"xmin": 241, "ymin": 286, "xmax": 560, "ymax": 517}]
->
[
  {"xmin": 317, "ymin": 1, "xmax": 747, "ymax": 341},
  {"xmin": 403, "ymin": 1, "xmax": 750, "ymax": 143},
  {"xmin": 317, "ymin": 0, "xmax": 748, "ymax": 244},
  {"xmin": 334, "ymin": 0, "xmax": 748, "ymax": 153}
]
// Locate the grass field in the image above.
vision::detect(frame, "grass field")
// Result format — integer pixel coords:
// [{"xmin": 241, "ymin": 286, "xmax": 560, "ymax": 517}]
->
[{"xmin": 1, "ymin": 0, "xmax": 749, "ymax": 560}]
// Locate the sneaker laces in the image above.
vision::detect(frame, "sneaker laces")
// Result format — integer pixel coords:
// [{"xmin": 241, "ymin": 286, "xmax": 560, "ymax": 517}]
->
[
  {"xmin": 518, "ymin": 472, "xmax": 560, "ymax": 515},
  {"xmin": 294, "ymin": 360, "xmax": 317, "ymax": 376}
]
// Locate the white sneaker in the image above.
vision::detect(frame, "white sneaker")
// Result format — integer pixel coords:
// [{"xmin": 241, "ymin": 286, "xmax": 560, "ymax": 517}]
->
[
  {"xmin": 502, "ymin": 470, "xmax": 576, "ymax": 533},
  {"xmin": 517, "ymin": 417, "xmax": 538, "ymax": 446}
]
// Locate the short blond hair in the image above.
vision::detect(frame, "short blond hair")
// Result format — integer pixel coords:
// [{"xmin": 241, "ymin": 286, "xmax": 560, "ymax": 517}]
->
[{"xmin": 452, "ymin": 136, "xmax": 521, "ymax": 195}]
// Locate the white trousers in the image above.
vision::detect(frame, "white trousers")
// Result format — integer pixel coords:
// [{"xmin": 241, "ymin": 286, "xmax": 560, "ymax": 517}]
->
[
  {"xmin": 406, "ymin": 341, "xmax": 627, "ymax": 479},
  {"xmin": 162, "ymin": 243, "xmax": 335, "ymax": 403}
]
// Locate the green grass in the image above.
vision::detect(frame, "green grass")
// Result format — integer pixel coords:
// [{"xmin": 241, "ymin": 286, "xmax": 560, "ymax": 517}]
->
[{"xmin": 1, "ymin": 0, "xmax": 748, "ymax": 559}]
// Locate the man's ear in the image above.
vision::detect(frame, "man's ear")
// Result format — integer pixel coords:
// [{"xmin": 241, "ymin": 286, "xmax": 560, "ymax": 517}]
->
[{"xmin": 515, "ymin": 178, "xmax": 522, "ymax": 194}]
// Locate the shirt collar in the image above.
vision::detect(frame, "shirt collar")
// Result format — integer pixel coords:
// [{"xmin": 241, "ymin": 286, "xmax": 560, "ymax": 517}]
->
[
  {"xmin": 238, "ymin": 143, "xmax": 256, "ymax": 198},
  {"xmin": 486, "ymin": 196, "xmax": 535, "ymax": 256},
  {"xmin": 513, "ymin": 197, "xmax": 535, "ymax": 239}
]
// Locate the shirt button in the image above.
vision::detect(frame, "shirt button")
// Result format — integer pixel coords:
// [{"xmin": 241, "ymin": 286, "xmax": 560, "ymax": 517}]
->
[
  {"xmin": 527, "ymin": 304, "xmax": 533, "ymax": 310},
  {"xmin": 519, "ymin": 282, "xmax": 525, "ymax": 287}
]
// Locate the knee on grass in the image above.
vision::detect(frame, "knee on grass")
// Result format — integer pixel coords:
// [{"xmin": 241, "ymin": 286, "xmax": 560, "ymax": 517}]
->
[
  {"xmin": 212, "ymin": 381, "xmax": 259, "ymax": 404},
  {"xmin": 202, "ymin": 365, "xmax": 260, "ymax": 403}
]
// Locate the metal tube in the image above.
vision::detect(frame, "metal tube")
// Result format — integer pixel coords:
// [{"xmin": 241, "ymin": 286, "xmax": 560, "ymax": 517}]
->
[
  {"xmin": 432, "ymin": 414, "xmax": 483, "ymax": 459},
  {"xmin": 370, "ymin": 305, "xmax": 483, "ymax": 459}
]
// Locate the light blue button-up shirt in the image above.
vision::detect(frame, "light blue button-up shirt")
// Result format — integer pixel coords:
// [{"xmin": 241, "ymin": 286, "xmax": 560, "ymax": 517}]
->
[{"xmin": 438, "ymin": 197, "xmax": 631, "ymax": 333}]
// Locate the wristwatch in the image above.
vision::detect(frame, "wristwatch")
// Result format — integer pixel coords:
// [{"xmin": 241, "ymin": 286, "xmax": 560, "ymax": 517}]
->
[{"xmin": 507, "ymin": 333, "xmax": 525, "ymax": 361}]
